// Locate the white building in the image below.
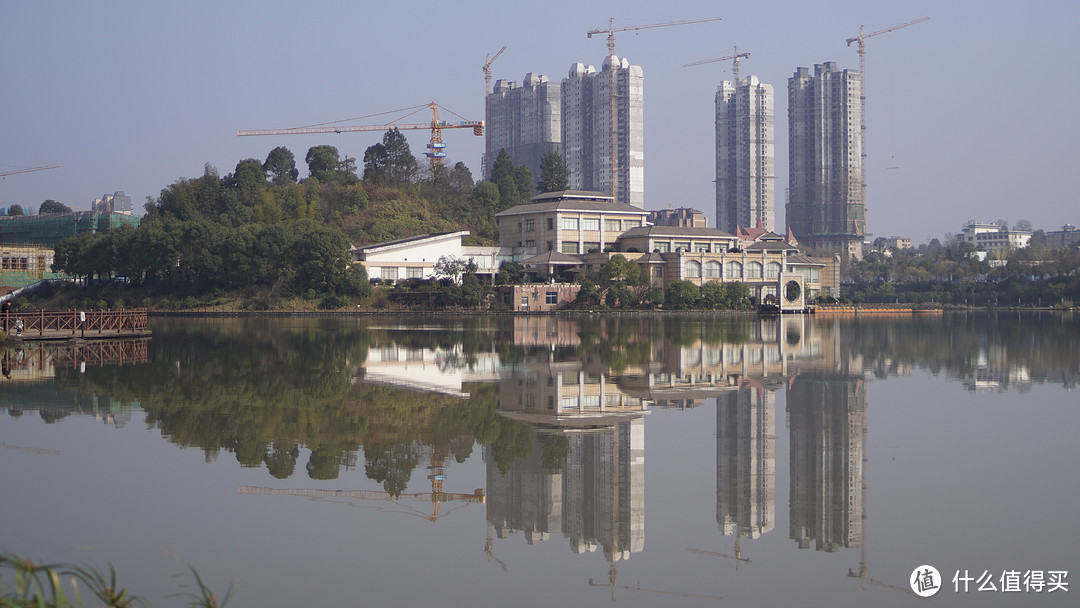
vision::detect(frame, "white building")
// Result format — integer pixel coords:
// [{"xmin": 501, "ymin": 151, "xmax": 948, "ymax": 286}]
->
[
  {"xmin": 716, "ymin": 76, "xmax": 775, "ymax": 234},
  {"xmin": 959, "ymin": 221, "xmax": 1031, "ymax": 253},
  {"xmin": 562, "ymin": 56, "xmax": 644, "ymax": 208},
  {"xmin": 352, "ymin": 231, "xmax": 469, "ymax": 283}
]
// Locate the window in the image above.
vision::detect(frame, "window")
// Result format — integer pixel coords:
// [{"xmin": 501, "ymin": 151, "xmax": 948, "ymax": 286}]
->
[
  {"xmin": 653, "ymin": 267, "xmax": 662, "ymax": 278},
  {"xmin": 584, "ymin": 242, "xmax": 600, "ymax": 253},
  {"xmin": 766, "ymin": 262, "xmax": 782, "ymax": 279},
  {"xmin": 624, "ymin": 220, "xmax": 642, "ymax": 228},
  {"xmin": 747, "ymin": 262, "xmax": 763, "ymax": 279},
  {"xmin": 655, "ymin": 242, "xmax": 670, "ymax": 253},
  {"xmin": 725, "ymin": 261, "xmax": 743, "ymax": 279},
  {"xmin": 685, "ymin": 260, "xmax": 702, "ymax": 278},
  {"xmin": 547, "ymin": 218, "xmax": 554, "ymax": 230},
  {"xmin": 675, "ymin": 242, "xmax": 691, "ymax": 252},
  {"xmin": 604, "ymin": 219, "xmax": 621, "ymax": 232},
  {"xmin": 705, "ymin": 261, "xmax": 722, "ymax": 278},
  {"xmin": 381, "ymin": 267, "xmax": 398, "ymax": 281},
  {"xmin": 525, "ymin": 240, "xmax": 536, "ymax": 248},
  {"xmin": 562, "ymin": 217, "xmax": 579, "ymax": 230},
  {"xmin": 406, "ymin": 267, "xmax": 423, "ymax": 279},
  {"xmin": 546, "ymin": 291, "xmax": 558, "ymax": 305},
  {"xmin": 562, "ymin": 242, "xmax": 579, "ymax": 254},
  {"xmin": 525, "ymin": 219, "xmax": 536, "ymax": 232},
  {"xmin": 582, "ymin": 218, "xmax": 600, "ymax": 231},
  {"xmin": 695, "ymin": 243, "xmax": 711, "ymax": 253}
]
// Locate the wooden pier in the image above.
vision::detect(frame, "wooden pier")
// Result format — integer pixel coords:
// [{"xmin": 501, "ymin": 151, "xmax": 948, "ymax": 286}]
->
[{"xmin": 3, "ymin": 308, "xmax": 150, "ymax": 341}]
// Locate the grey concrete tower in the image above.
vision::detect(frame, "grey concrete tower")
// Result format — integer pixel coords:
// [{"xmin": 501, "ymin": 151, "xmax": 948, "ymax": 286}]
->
[
  {"xmin": 715, "ymin": 76, "xmax": 775, "ymax": 234},
  {"xmin": 485, "ymin": 73, "xmax": 562, "ymax": 181},
  {"xmin": 787, "ymin": 62, "xmax": 864, "ymax": 260}
]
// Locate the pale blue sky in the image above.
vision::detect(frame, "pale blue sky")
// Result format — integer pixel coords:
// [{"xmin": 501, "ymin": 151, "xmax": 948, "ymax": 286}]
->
[{"xmin": 2, "ymin": 0, "xmax": 1077, "ymax": 242}]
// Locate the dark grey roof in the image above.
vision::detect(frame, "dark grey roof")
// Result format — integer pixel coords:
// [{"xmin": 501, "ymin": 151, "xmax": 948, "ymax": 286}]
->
[
  {"xmin": 744, "ymin": 240, "xmax": 798, "ymax": 251},
  {"xmin": 496, "ymin": 192, "xmax": 648, "ymax": 217},
  {"xmin": 355, "ymin": 231, "xmax": 466, "ymax": 252},
  {"xmin": 786, "ymin": 254, "xmax": 826, "ymax": 266},
  {"xmin": 619, "ymin": 225, "xmax": 736, "ymax": 239}
]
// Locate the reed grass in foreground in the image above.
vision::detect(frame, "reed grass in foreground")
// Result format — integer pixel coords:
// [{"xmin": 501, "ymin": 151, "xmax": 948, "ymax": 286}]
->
[{"xmin": 0, "ymin": 553, "xmax": 233, "ymax": 608}]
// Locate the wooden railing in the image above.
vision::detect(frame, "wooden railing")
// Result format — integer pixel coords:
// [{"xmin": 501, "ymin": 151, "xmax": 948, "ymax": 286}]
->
[{"xmin": 3, "ymin": 308, "xmax": 149, "ymax": 338}]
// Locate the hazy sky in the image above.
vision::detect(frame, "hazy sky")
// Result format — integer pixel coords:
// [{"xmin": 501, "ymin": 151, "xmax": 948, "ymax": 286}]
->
[{"xmin": 2, "ymin": 0, "xmax": 1077, "ymax": 243}]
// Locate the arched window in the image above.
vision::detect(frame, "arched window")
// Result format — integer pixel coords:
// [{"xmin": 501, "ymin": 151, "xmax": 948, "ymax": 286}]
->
[
  {"xmin": 747, "ymin": 261, "xmax": 763, "ymax": 279},
  {"xmin": 704, "ymin": 260, "xmax": 722, "ymax": 278},
  {"xmin": 766, "ymin": 261, "xmax": 782, "ymax": 279},
  {"xmin": 725, "ymin": 261, "xmax": 743, "ymax": 279},
  {"xmin": 685, "ymin": 260, "xmax": 702, "ymax": 278}
]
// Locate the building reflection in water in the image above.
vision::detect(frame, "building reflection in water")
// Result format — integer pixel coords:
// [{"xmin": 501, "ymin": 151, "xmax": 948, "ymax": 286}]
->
[
  {"xmin": 716, "ymin": 382, "xmax": 775, "ymax": 543},
  {"xmin": 787, "ymin": 372, "xmax": 867, "ymax": 552}
]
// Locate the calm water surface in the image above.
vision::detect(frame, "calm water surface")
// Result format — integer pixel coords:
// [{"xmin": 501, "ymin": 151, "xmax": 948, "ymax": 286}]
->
[{"xmin": 1, "ymin": 313, "xmax": 1077, "ymax": 607}]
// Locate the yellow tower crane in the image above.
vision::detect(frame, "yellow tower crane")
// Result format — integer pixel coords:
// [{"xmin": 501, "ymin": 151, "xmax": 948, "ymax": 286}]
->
[
  {"xmin": 845, "ymin": 17, "xmax": 929, "ymax": 235},
  {"xmin": 586, "ymin": 17, "xmax": 721, "ymax": 203},
  {"xmin": 683, "ymin": 46, "xmax": 750, "ymax": 82},
  {"xmin": 238, "ymin": 102, "xmax": 483, "ymax": 175}
]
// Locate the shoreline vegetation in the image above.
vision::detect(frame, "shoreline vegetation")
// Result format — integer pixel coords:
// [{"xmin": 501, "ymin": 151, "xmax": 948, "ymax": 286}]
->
[{"xmin": 0, "ymin": 552, "xmax": 231, "ymax": 608}]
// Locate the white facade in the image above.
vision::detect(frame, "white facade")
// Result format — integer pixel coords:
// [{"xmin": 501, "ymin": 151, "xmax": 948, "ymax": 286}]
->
[
  {"xmin": 354, "ymin": 231, "xmax": 468, "ymax": 283},
  {"xmin": 959, "ymin": 221, "xmax": 1031, "ymax": 252},
  {"xmin": 562, "ymin": 56, "xmax": 644, "ymax": 208},
  {"xmin": 716, "ymin": 76, "xmax": 775, "ymax": 234}
]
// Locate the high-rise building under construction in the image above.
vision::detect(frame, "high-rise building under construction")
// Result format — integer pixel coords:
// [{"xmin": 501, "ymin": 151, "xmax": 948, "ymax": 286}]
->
[
  {"xmin": 786, "ymin": 62, "xmax": 864, "ymax": 260},
  {"xmin": 715, "ymin": 76, "xmax": 774, "ymax": 234},
  {"xmin": 484, "ymin": 73, "xmax": 562, "ymax": 181},
  {"xmin": 484, "ymin": 55, "xmax": 645, "ymax": 208}
]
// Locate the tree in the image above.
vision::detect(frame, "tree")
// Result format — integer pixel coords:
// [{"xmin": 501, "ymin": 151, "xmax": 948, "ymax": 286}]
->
[
  {"xmin": 1015, "ymin": 219, "xmax": 1033, "ymax": 231},
  {"xmin": 537, "ymin": 150, "xmax": 568, "ymax": 193},
  {"xmin": 664, "ymin": 280, "xmax": 700, "ymax": 310},
  {"xmin": 306, "ymin": 145, "xmax": 342, "ymax": 182},
  {"xmin": 39, "ymin": 199, "xmax": 72, "ymax": 215},
  {"xmin": 365, "ymin": 129, "xmax": 418, "ymax": 184},
  {"xmin": 7, "ymin": 204, "xmax": 24, "ymax": 216},
  {"xmin": 264, "ymin": 146, "xmax": 299, "ymax": 184}
]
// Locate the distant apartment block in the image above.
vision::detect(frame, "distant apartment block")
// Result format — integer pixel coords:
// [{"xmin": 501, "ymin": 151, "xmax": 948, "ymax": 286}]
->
[
  {"xmin": 959, "ymin": 221, "xmax": 1031, "ymax": 253},
  {"xmin": 1044, "ymin": 224, "xmax": 1080, "ymax": 250},
  {"xmin": 648, "ymin": 207, "xmax": 708, "ymax": 228},
  {"xmin": 562, "ymin": 56, "xmax": 644, "ymax": 208},
  {"xmin": 485, "ymin": 74, "xmax": 561, "ymax": 181},
  {"xmin": 885, "ymin": 236, "xmax": 911, "ymax": 250},
  {"xmin": 92, "ymin": 191, "xmax": 133, "ymax": 215},
  {"xmin": 787, "ymin": 62, "xmax": 864, "ymax": 260},
  {"xmin": 716, "ymin": 76, "xmax": 775, "ymax": 234}
]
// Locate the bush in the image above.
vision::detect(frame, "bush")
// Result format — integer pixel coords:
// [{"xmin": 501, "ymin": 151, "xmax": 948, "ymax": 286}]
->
[{"xmin": 319, "ymin": 294, "xmax": 347, "ymax": 310}]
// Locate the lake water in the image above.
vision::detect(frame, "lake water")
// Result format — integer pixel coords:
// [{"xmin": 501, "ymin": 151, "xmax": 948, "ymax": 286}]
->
[{"xmin": 1, "ymin": 312, "xmax": 1077, "ymax": 607}]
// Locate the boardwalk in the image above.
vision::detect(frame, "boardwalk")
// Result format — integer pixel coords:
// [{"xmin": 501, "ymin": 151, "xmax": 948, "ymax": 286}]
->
[{"xmin": 3, "ymin": 308, "xmax": 150, "ymax": 341}]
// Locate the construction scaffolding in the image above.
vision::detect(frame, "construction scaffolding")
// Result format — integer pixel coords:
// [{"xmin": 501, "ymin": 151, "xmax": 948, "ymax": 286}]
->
[{"xmin": 0, "ymin": 212, "xmax": 140, "ymax": 248}]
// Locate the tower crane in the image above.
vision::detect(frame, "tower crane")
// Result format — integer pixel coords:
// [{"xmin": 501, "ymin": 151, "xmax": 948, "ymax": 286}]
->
[
  {"xmin": 0, "ymin": 165, "xmax": 59, "ymax": 178},
  {"xmin": 683, "ymin": 46, "xmax": 750, "ymax": 82},
  {"xmin": 481, "ymin": 45, "xmax": 507, "ymax": 178},
  {"xmin": 845, "ymin": 17, "xmax": 929, "ymax": 236},
  {"xmin": 239, "ymin": 448, "xmax": 483, "ymax": 523},
  {"xmin": 238, "ymin": 102, "xmax": 483, "ymax": 175},
  {"xmin": 586, "ymin": 17, "xmax": 721, "ymax": 202}
]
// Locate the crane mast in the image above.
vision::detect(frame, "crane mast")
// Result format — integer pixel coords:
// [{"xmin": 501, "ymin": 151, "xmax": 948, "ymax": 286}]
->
[
  {"xmin": 845, "ymin": 17, "xmax": 929, "ymax": 237},
  {"xmin": 586, "ymin": 17, "xmax": 721, "ymax": 202}
]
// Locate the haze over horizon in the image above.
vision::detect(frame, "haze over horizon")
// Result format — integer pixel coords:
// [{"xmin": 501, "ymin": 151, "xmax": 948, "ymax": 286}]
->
[{"xmin": 3, "ymin": 0, "xmax": 1076, "ymax": 243}]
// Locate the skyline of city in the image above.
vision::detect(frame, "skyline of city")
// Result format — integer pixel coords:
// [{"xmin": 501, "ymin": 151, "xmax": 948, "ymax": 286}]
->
[{"xmin": 3, "ymin": 2, "xmax": 1076, "ymax": 244}]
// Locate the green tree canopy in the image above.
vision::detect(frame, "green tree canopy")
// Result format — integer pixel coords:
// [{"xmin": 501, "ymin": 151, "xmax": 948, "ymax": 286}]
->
[
  {"xmin": 38, "ymin": 199, "xmax": 72, "ymax": 215},
  {"xmin": 306, "ymin": 145, "xmax": 342, "ymax": 182},
  {"xmin": 264, "ymin": 146, "xmax": 299, "ymax": 184},
  {"xmin": 537, "ymin": 150, "xmax": 568, "ymax": 193},
  {"xmin": 7, "ymin": 204, "xmax": 25, "ymax": 216}
]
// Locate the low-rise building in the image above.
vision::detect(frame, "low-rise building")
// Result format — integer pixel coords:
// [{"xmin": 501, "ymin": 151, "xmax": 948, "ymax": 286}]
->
[
  {"xmin": 495, "ymin": 190, "xmax": 649, "ymax": 257},
  {"xmin": 959, "ymin": 221, "xmax": 1031, "ymax": 253},
  {"xmin": 353, "ymin": 231, "xmax": 469, "ymax": 283}
]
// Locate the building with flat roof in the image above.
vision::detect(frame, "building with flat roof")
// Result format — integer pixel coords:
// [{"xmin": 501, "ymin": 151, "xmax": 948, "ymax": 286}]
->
[
  {"xmin": 716, "ymin": 76, "xmax": 775, "ymax": 234},
  {"xmin": 495, "ymin": 190, "xmax": 649, "ymax": 257},
  {"xmin": 562, "ymin": 56, "xmax": 644, "ymax": 207},
  {"xmin": 485, "ymin": 74, "xmax": 562, "ymax": 181},
  {"xmin": 959, "ymin": 221, "xmax": 1030, "ymax": 253},
  {"xmin": 787, "ymin": 62, "xmax": 864, "ymax": 260}
]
